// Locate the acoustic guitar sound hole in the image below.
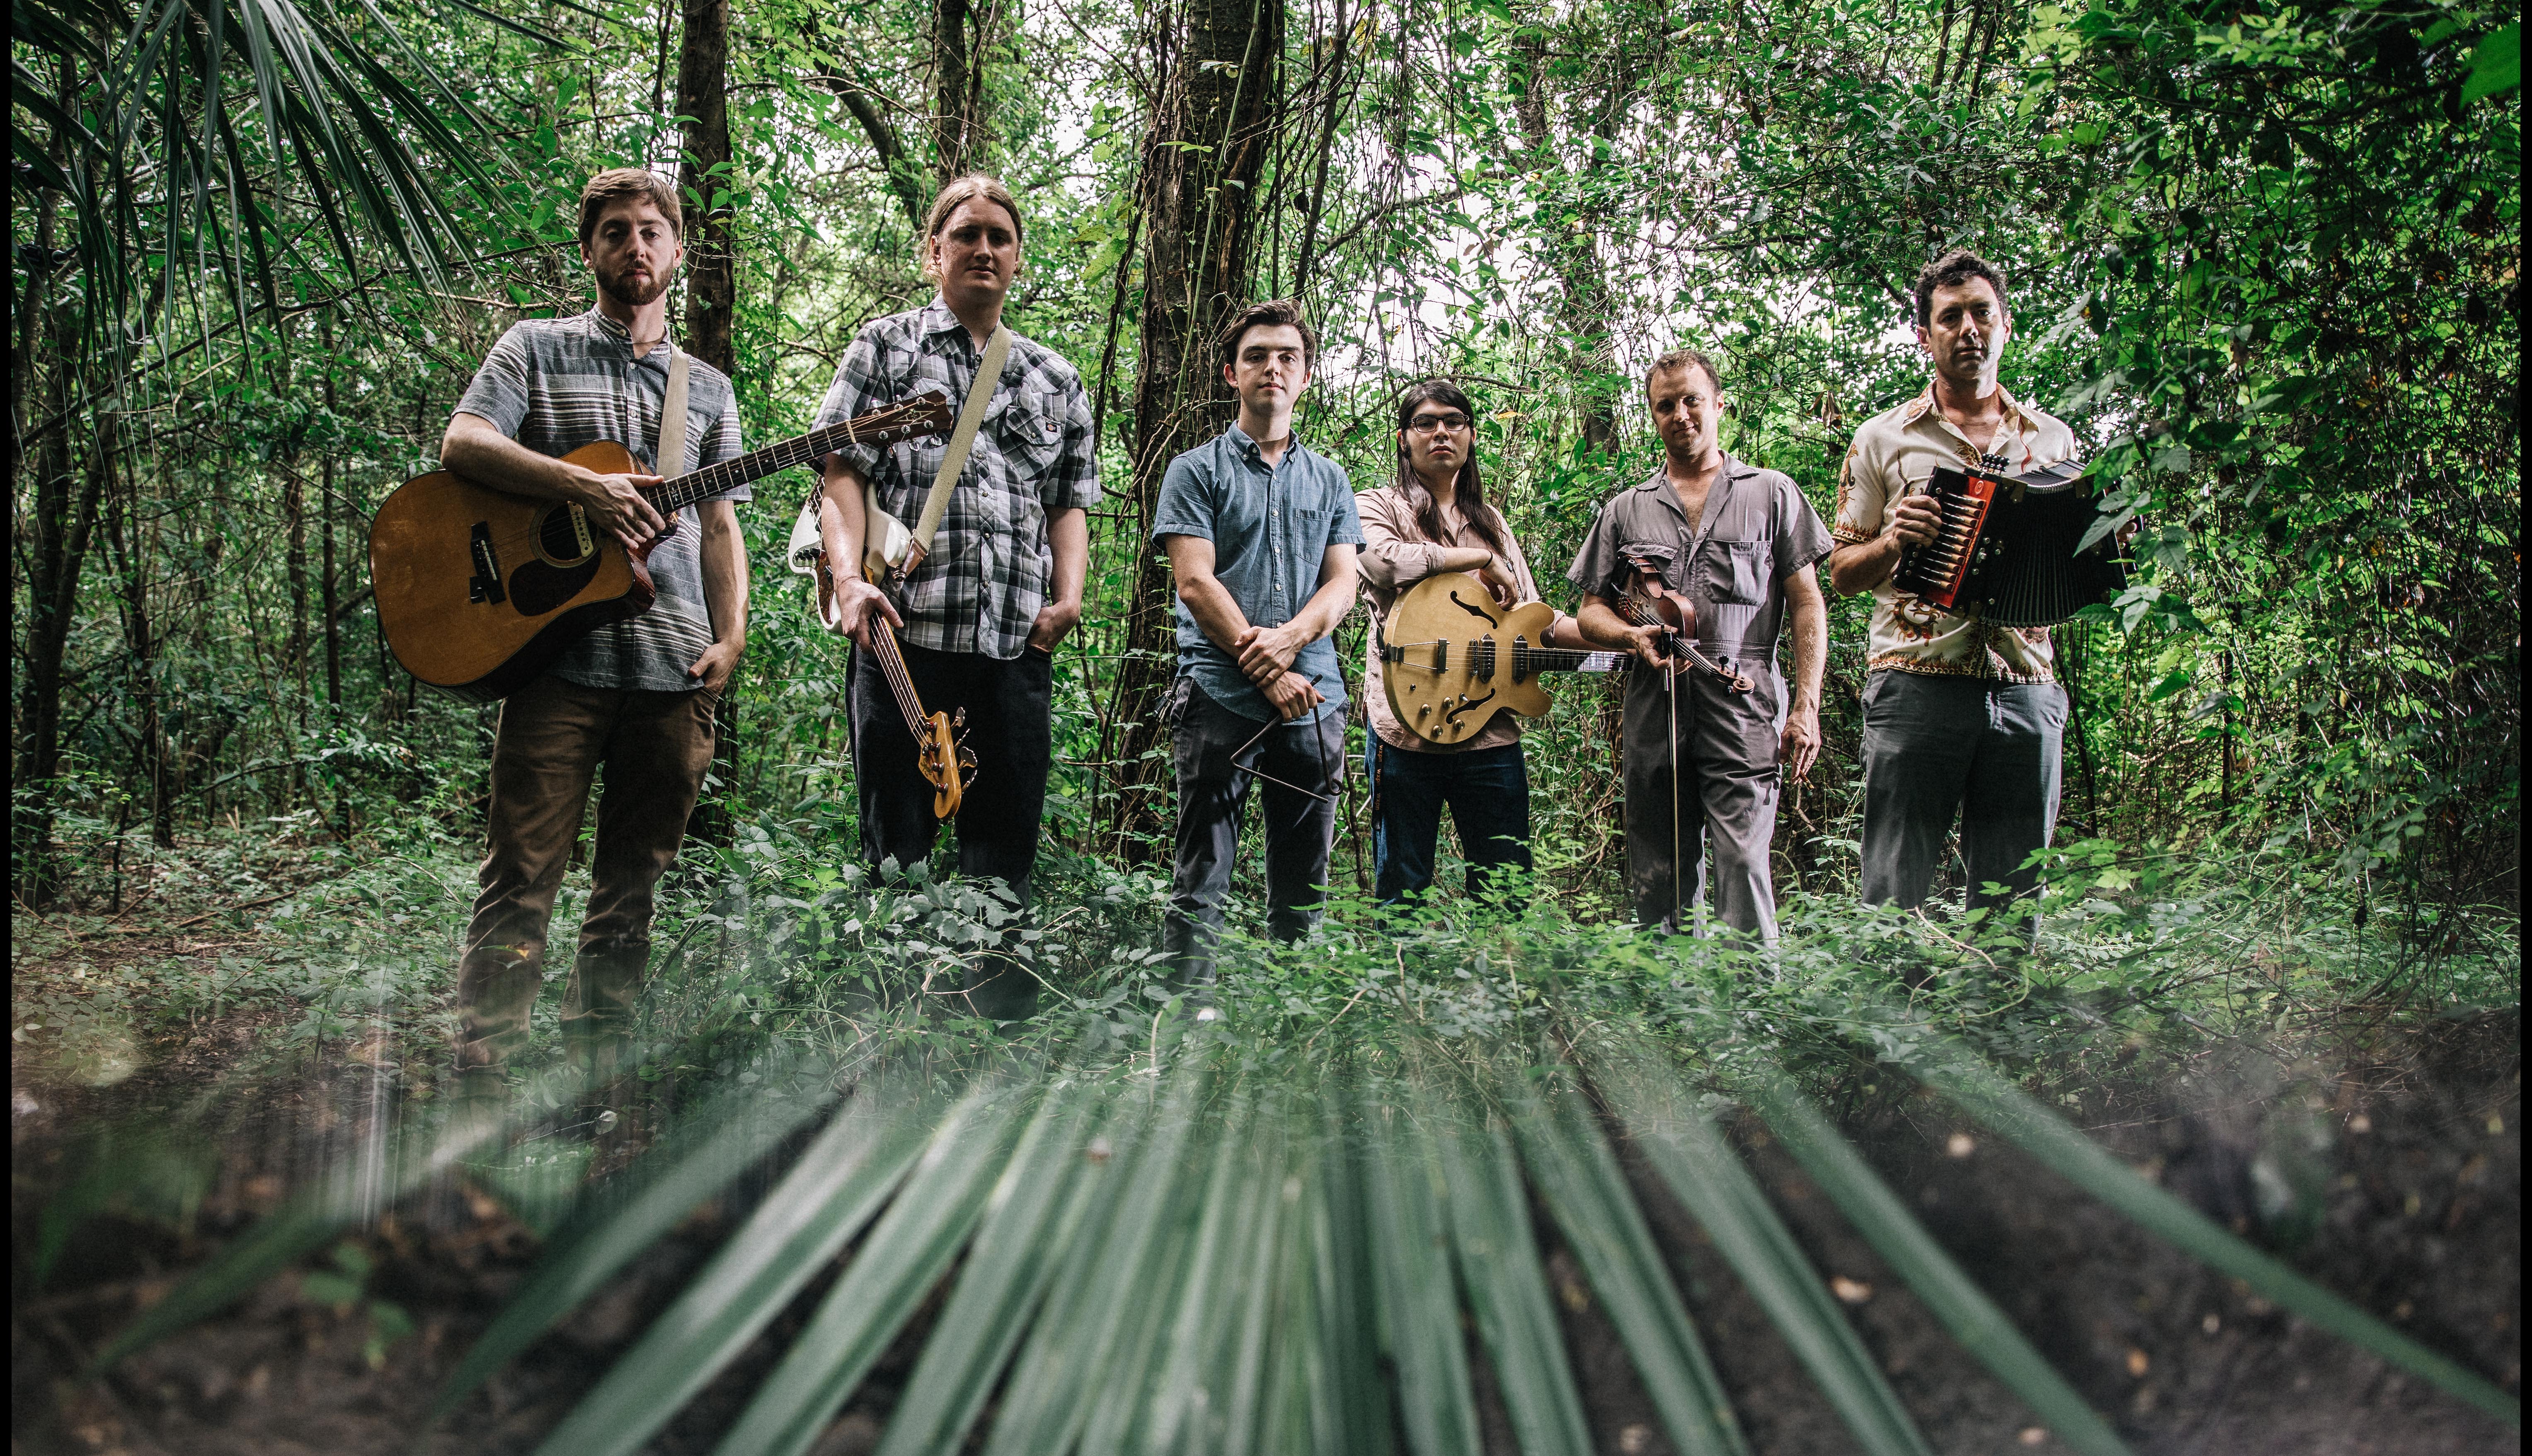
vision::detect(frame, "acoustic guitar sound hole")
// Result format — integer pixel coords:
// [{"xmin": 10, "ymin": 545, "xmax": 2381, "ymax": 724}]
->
[{"xmin": 536, "ymin": 503, "xmax": 598, "ymax": 566}]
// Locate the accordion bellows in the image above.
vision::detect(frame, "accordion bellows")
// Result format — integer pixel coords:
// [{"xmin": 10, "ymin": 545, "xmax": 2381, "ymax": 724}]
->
[{"xmin": 1892, "ymin": 457, "xmax": 2129, "ymax": 628}]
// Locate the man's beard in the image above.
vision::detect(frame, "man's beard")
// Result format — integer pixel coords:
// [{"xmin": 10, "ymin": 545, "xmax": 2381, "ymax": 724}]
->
[{"xmin": 599, "ymin": 264, "xmax": 671, "ymax": 307}]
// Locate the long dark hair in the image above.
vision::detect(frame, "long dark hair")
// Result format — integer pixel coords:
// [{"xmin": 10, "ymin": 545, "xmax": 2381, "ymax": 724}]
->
[{"xmin": 1393, "ymin": 379, "xmax": 1509, "ymax": 559}]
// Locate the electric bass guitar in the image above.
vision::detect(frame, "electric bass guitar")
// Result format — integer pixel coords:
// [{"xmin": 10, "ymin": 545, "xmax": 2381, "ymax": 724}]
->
[
  {"xmin": 789, "ymin": 508, "xmax": 975, "ymax": 820},
  {"xmin": 1379, "ymin": 572, "xmax": 1752, "ymax": 746},
  {"xmin": 370, "ymin": 396, "xmax": 954, "ymax": 702}
]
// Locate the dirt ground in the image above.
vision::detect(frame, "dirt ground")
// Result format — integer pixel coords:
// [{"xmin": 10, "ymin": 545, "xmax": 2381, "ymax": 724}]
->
[{"xmin": 10, "ymin": 978, "xmax": 2519, "ymax": 1455}]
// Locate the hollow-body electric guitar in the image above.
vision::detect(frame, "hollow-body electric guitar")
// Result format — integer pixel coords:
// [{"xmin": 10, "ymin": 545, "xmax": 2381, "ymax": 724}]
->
[
  {"xmin": 371, "ymin": 397, "xmax": 952, "ymax": 702},
  {"xmin": 1379, "ymin": 572, "xmax": 1754, "ymax": 746}
]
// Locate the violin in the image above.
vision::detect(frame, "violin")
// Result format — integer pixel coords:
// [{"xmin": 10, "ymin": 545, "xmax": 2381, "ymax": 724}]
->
[{"xmin": 1619, "ymin": 559, "xmax": 1754, "ymax": 693}]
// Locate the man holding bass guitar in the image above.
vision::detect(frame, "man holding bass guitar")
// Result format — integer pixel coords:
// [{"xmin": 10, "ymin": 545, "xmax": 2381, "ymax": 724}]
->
[
  {"xmin": 812, "ymin": 175, "xmax": 1100, "ymax": 1023},
  {"xmin": 436, "ymin": 167, "xmax": 749, "ymax": 1099},
  {"xmin": 1570, "ymin": 348, "xmax": 1831, "ymax": 941}
]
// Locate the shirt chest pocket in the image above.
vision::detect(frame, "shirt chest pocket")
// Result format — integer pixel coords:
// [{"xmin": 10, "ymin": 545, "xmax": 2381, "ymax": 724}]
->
[
  {"xmin": 994, "ymin": 402, "xmax": 1064, "ymax": 475},
  {"xmin": 1706, "ymin": 539, "xmax": 1768, "ymax": 605}
]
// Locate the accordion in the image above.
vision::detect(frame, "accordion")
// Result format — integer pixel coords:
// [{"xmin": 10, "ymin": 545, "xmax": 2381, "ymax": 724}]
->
[{"xmin": 1891, "ymin": 456, "xmax": 2128, "ymax": 627}]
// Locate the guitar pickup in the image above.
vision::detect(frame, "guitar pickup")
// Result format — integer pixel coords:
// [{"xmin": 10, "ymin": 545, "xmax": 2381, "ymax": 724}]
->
[{"xmin": 469, "ymin": 521, "xmax": 507, "ymax": 605}]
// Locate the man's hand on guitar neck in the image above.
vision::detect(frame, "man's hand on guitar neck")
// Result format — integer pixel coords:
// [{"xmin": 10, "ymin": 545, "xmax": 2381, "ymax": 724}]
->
[{"xmin": 577, "ymin": 467, "xmax": 671, "ymax": 552}]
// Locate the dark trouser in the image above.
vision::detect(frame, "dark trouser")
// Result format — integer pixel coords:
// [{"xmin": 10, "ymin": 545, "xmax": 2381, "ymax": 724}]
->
[
  {"xmin": 1367, "ymin": 738, "xmax": 1531, "ymax": 904},
  {"xmin": 1164, "ymin": 678, "xmax": 1344, "ymax": 985},
  {"xmin": 1859, "ymin": 669, "xmax": 2066, "ymax": 932},
  {"xmin": 851, "ymin": 638, "xmax": 1054, "ymax": 1018},
  {"xmin": 457, "ymin": 672, "xmax": 717, "ymax": 1073}
]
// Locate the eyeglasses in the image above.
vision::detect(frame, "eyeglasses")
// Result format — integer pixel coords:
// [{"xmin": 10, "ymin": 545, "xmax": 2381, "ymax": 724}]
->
[{"xmin": 1405, "ymin": 412, "xmax": 1471, "ymax": 434}]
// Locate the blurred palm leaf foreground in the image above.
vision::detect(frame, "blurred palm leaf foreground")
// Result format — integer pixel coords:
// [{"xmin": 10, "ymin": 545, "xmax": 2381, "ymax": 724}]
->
[{"xmin": 92, "ymin": 910, "xmax": 2519, "ymax": 1455}]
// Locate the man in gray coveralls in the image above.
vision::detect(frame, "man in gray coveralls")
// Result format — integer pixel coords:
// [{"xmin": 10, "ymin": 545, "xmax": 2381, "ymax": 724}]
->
[{"xmin": 1570, "ymin": 348, "xmax": 1831, "ymax": 941}]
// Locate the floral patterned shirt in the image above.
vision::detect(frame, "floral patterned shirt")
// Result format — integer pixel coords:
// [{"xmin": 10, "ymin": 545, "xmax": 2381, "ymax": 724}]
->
[{"xmin": 1830, "ymin": 382, "xmax": 2078, "ymax": 683}]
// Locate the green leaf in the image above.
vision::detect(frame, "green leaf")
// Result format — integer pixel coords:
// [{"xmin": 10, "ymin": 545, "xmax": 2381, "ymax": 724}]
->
[
  {"xmin": 433, "ymin": 1069, "xmax": 842, "ymax": 1418},
  {"xmin": 712, "ymin": 1086, "xmax": 1036, "ymax": 1456},
  {"xmin": 1603, "ymin": 1060, "xmax": 1934, "ymax": 1456},
  {"xmin": 1427, "ymin": 1082, "xmax": 1594, "ymax": 1456},
  {"xmin": 1509, "ymin": 1081, "xmax": 1747, "ymax": 1456},
  {"xmin": 529, "ymin": 1081, "xmax": 958, "ymax": 1456},
  {"xmin": 2462, "ymin": 24, "xmax": 2519, "ymax": 102},
  {"xmin": 1357, "ymin": 1076, "xmax": 1483, "ymax": 1456},
  {"xmin": 1746, "ymin": 1072, "xmax": 2132, "ymax": 1456}
]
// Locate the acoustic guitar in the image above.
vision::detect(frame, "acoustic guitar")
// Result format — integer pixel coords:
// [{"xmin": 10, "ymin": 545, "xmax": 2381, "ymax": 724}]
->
[
  {"xmin": 1379, "ymin": 571, "xmax": 1752, "ymax": 746},
  {"xmin": 370, "ymin": 396, "xmax": 953, "ymax": 702}
]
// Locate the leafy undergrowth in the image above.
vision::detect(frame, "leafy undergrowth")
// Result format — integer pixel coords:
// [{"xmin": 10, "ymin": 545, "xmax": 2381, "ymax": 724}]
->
[{"xmin": 10, "ymin": 814, "xmax": 2519, "ymax": 1454}]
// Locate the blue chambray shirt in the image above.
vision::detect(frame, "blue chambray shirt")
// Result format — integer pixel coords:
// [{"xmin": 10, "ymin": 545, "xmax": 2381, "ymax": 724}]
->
[{"xmin": 1151, "ymin": 423, "xmax": 1364, "ymax": 724}]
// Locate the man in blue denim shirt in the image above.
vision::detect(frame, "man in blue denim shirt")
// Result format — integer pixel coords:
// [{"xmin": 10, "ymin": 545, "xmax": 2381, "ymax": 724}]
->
[{"xmin": 1151, "ymin": 300, "xmax": 1364, "ymax": 997}]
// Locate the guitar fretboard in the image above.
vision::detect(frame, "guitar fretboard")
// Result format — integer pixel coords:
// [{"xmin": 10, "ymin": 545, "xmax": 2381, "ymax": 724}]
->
[{"xmin": 645, "ymin": 395, "xmax": 952, "ymax": 515}]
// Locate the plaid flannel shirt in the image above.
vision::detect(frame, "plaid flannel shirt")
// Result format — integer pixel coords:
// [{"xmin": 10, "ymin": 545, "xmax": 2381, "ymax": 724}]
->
[{"xmin": 812, "ymin": 299, "xmax": 1101, "ymax": 659}]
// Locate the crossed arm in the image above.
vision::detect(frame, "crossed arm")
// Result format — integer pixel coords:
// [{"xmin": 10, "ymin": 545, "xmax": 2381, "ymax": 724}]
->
[{"xmin": 1163, "ymin": 535, "xmax": 1359, "ymax": 721}]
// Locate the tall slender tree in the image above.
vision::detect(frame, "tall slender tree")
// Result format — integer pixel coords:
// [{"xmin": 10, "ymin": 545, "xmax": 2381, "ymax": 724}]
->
[{"xmin": 1100, "ymin": 0, "xmax": 1287, "ymax": 854}]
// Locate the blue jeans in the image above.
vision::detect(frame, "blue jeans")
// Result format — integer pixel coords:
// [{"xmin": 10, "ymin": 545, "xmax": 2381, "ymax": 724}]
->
[{"xmin": 1366, "ymin": 738, "xmax": 1532, "ymax": 903}]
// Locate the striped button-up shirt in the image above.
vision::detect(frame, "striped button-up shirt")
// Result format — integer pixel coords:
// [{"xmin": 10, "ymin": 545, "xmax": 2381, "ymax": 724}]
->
[
  {"xmin": 453, "ymin": 308, "xmax": 745, "ymax": 693},
  {"xmin": 812, "ymin": 299, "xmax": 1101, "ymax": 660}
]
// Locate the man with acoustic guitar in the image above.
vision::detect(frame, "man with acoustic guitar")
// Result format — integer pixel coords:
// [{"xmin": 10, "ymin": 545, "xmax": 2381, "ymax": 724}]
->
[
  {"xmin": 1570, "ymin": 348, "xmax": 1831, "ymax": 941},
  {"xmin": 1826, "ymin": 250, "xmax": 2080, "ymax": 939},
  {"xmin": 436, "ymin": 167, "xmax": 749, "ymax": 1105},
  {"xmin": 812, "ymin": 175, "xmax": 1100, "ymax": 1023}
]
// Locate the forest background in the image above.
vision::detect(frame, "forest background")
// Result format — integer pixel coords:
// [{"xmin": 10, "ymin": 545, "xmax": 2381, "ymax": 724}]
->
[
  {"xmin": 10, "ymin": 0, "xmax": 2520, "ymax": 958},
  {"xmin": 8, "ymin": 0, "xmax": 2522, "ymax": 1446}
]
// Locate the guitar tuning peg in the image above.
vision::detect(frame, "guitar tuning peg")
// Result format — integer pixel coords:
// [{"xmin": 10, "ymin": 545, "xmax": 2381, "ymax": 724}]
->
[{"xmin": 951, "ymin": 706, "xmax": 967, "ymax": 729}]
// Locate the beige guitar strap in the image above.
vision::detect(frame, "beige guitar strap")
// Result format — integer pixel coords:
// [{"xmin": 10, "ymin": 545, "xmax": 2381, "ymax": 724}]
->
[
  {"xmin": 892, "ymin": 322, "xmax": 1010, "ymax": 571},
  {"xmin": 657, "ymin": 347, "xmax": 693, "ymax": 479}
]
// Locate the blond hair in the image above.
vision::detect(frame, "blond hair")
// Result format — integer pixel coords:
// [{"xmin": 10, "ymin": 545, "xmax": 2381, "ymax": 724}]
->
[{"xmin": 921, "ymin": 175, "xmax": 1025, "ymax": 279}]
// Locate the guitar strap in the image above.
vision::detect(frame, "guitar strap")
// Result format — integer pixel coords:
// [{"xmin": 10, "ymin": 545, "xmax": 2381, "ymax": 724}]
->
[
  {"xmin": 657, "ymin": 348, "xmax": 693, "ymax": 479},
  {"xmin": 893, "ymin": 322, "xmax": 1011, "ymax": 573}
]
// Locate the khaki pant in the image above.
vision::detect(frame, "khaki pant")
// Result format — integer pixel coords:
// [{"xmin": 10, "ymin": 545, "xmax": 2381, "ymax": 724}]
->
[{"xmin": 455, "ymin": 672, "xmax": 717, "ymax": 1071}]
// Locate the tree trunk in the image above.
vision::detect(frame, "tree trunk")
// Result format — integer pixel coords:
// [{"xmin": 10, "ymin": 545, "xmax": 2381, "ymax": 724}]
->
[
  {"xmin": 678, "ymin": 0, "xmax": 741, "ymax": 846},
  {"xmin": 932, "ymin": 0, "xmax": 976, "ymax": 180},
  {"xmin": 320, "ymin": 312, "xmax": 343, "ymax": 715},
  {"xmin": 1099, "ymin": 0, "xmax": 1284, "ymax": 858},
  {"xmin": 1514, "ymin": 33, "xmax": 1620, "ymax": 455},
  {"xmin": 14, "ymin": 369, "xmax": 109, "ymax": 903},
  {"xmin": 677, "ymin": 0, "xmax": 735, "ymax": 377}
]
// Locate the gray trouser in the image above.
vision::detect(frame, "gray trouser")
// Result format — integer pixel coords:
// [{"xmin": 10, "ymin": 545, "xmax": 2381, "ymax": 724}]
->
[
  {"xmin": 1165, "ymin": 678, "xmax": 1345, "ymax": 984},
  {"xmin": 1859, "ymin": 670, "xmax": 2065, "ymax": 926},
  {"xmin": 1624, "ymin": 685, "xmax": 1781, "ymax": 941}
]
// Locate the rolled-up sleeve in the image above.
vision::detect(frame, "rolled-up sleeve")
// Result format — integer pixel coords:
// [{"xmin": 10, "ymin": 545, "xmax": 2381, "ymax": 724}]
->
[
  {"xmin": 1829, "ymin": 439, "xmax": 1885, "ymax": 546},
  {"xmin": 1044, "ymin": 370, "xmax": 1102, "ymax": 510},
  {"xmin": 1355, "ymin": 489, "xmax": 1449, "ymax": 591},
  {"xmin": 1776, "ymin": 476, "xmax": 1832, "ymax": 577},
  {"xmin": 453, "ymin": 325, "xmax": 533, "ymax": 440},
  {"xmin": 1565, "ymin": 501, "xmax": 1631, "ymax": 602},
  {"xmin": 1150, "ymin": 452, "xmax": 1214, "ymax": 542}
]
